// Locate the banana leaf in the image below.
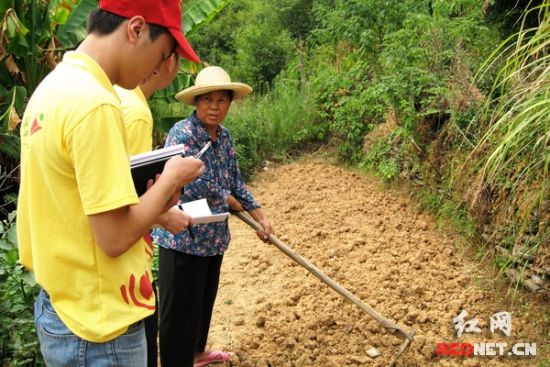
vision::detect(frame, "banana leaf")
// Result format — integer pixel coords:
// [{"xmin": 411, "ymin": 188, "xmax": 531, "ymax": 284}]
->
[
  {"xmin": 55, "ymin": 0, "xmax": 97, "ymax": 49},
  {"xmin": 183, "ymin": 0, "xmax": 230, "ymax": 34}
]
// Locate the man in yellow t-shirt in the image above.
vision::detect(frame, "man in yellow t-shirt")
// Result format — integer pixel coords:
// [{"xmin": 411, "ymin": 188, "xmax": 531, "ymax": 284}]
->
[
  {"xmin": 116, "ymin": 52, "xmax": 193, "ymax": 367},
  {"xmin": 17, "ymin": 0, "xmax": 203, "ymax": 365},
  {"xmin": 116, "ymin": 85, "xmax": 154, "ymax": 154}
]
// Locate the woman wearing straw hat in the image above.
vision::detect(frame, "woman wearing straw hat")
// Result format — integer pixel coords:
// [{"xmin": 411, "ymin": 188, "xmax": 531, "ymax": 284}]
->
[{"xmin": 152, "ymin": 66, "xmax": 273, "ymax": 367}]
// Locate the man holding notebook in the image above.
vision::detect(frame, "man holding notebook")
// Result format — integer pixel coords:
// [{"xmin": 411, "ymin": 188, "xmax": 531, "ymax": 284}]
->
[{"xmin": 17, "ymin": 0, "xmax": 203, "ymax": 365}]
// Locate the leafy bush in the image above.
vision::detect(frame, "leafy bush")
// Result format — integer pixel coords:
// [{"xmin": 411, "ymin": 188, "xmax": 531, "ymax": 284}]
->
[
  {"xmin": 360, "ymin": 136, "xmax": 401, "ymax": 182},
  {"xmin": 307, "ymin": 0, "xmax": 499, "ymax": 178},
  {"xmin": 415, "ymin": 189, "xmax": 477, "ymax": 239},
  {"xmin": 233, "ymin": 22, "xmax": 295, "ymax": 90},
  {"xmin": 0, "ymin": 211, "xmax": 43, "ymax": 366},
  {"xmin": 186, "ymin": 0, "xmax": 251, "ymax": 69},
  {"xmin": 224, "ymin": 76, "xmax": 318, "ymax": 179},
  {"xmin": 188, "ymin": 0, "xmax": 296, "ymax": 91},
  {"xmin": 268, "ymin": 0, "xmax": 315, "ymax": 41}
]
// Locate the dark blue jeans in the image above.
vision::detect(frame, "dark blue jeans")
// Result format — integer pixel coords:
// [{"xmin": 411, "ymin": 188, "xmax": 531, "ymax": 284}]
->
[{"xmin": 34, "ymin": 289, "xmax": 146, "ymax": 367}]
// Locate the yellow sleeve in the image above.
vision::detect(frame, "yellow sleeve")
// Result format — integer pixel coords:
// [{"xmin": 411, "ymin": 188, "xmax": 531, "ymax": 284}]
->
[
  {"xmin": 126, "ymin": 117, "xmax": 153, "ymax": 155},
  {"xmin": 66, "ymin": 104, "xmax": 138, "ymax": 215}
]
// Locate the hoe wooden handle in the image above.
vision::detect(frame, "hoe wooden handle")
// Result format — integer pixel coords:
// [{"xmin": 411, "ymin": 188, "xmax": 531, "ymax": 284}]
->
[{"xmin": 233, "ymin": 211, "xmax": 414, "ymax": 337}]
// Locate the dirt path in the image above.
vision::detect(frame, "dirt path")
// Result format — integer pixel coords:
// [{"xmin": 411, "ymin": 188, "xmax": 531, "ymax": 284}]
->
[{"xmin": 206, "ymin": 157, "xmax": 548, "ymax": 367}]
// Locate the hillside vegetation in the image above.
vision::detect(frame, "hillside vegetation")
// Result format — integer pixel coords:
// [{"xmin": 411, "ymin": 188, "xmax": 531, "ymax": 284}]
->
[{"xmin": 185, "ymin": 0, "xmax": 549, "ymax": 295}]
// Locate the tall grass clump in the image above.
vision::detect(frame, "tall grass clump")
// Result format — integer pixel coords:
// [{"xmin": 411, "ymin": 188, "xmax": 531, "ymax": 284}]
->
[
  {"xmin": 224, "ymin": 77, "xmax": 319, "ymax": 179},
  {"xmin": 467, "ymin": 2, "xmax": 549, "ymax": 265}
]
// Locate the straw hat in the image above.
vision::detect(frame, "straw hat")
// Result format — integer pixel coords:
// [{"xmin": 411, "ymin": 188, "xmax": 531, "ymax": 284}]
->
[{"xmin": 175, "ymin": 66, "xmax": 253, "ymax": 105}]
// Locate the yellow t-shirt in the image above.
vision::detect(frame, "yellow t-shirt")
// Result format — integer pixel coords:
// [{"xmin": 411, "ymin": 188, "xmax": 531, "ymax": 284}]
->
[
  {"xmin": 17, "ymin": 51, "xmax": 155, "ymax": 343},
  {"xmin": 115, "ymin": 86, "xmax": 153, "ymax": 155}
]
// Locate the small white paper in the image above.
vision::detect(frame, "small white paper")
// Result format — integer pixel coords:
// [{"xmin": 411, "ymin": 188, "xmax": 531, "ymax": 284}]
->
[
  {"xmin": 180, "ymin": 198, "xmax": 212, "ymax": 216},
  {"xmin": 191, "ymin": 213, "xmax": 230, "ymax": 224},
  {"xmin": 178, "ymin": 199, "xmax": 229, "ymax": 224}
]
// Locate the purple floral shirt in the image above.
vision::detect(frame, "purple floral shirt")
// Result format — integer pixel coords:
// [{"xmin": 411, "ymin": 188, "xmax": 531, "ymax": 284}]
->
[{"xmin": 151, "ymin": 112, "xmax": 260, "ymax": 256}]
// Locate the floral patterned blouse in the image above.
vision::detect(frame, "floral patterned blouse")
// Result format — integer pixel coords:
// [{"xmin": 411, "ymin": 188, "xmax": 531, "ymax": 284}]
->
[{"xmin": 151, "ymin": 112, "xmax": 260, "ymax": 256}]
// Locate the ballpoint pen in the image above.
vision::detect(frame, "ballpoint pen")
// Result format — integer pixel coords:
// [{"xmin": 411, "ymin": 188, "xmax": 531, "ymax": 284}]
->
[{"xmin": 194, "ymin": 141, "xmax": 212, "ymax": 160}]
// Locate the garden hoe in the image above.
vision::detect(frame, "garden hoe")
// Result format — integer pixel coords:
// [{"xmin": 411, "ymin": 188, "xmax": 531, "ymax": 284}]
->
[{"xmin": 234, "ymin": 211, "xmax": 415, "ymax": 366}]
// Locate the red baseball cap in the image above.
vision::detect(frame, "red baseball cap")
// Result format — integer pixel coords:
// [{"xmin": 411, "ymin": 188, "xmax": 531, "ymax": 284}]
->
[{"xmin": 99, "ymin": 0, "xmax": 200, "ymax": 62}]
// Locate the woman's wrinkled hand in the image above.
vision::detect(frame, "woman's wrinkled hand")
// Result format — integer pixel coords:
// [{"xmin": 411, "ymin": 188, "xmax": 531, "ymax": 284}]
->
[{"xmin": 248, "ymin": 208, "xmax": 273, "ymax": 243}]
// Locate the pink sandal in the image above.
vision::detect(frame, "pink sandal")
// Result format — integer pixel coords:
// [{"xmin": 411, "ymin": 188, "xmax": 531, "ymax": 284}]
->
[{"xmin": 193, "ymin": 350, "xmax": 234, "ymax": 367}]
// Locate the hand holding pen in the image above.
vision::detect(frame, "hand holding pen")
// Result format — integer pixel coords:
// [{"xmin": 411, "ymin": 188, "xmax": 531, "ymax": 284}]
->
[{"xmin": 194, "ymin": 141, "xmax": 212, "ymax": 160}]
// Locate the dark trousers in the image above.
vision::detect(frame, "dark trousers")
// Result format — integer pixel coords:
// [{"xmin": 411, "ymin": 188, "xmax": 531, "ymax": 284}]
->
[
  {"xmin": 144, "ymin": 280, "xmax": 158, "ymax": 367},
  {"xmin": 158, "ymin": 247, "xmax": 223, "ymax": 367}
]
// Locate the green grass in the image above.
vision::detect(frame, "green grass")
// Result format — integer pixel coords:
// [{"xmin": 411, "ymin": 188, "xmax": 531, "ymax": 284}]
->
[
  {"xmin": 465, "ymin": 3, "xmax": 549, "ymax": 256},
  {"xmin": 415, "ymin": 189, "xmax": 477, "ymax": 240},
  {"xmin": 224, "ymin": 77, "xmax": 320, "ymax": 178}
]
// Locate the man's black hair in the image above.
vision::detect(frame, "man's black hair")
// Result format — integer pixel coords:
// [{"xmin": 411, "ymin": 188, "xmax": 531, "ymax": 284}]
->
[{"xmin": 87, "ymin": 9, "xmax": 170, "ymax": 41}]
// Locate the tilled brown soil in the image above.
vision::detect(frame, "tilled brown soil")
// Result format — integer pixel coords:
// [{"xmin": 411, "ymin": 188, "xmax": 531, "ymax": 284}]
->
[{"xmin": 206, "ymin": 158, "xmax": 549, "ymax": 367}]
